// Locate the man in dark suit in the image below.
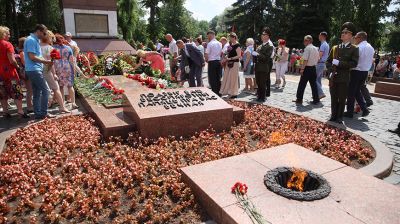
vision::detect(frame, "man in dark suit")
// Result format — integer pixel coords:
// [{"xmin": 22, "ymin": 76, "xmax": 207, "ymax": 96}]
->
[
  {"xmin": 177, "ymin": 40, "xmax": 205, "ymax": 87},
  {"xmin": 253, "ymin": 28, "xmax": 274, "ymax": 102}
]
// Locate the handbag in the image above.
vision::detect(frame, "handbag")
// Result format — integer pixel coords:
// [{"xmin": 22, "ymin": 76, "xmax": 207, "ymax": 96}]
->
[{"xmin": 227, "ymin": 60, "xmax": 235, "ymax": 68}]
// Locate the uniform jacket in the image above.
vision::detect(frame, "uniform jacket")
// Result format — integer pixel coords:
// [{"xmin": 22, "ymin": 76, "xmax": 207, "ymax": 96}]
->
[
  {"xmin": 326, "ymin": 44, "xmax": 359, "ymax": 83},
  {"xmin": 255, "ymin": 42, "xmax": 273, "ymax": 73}
]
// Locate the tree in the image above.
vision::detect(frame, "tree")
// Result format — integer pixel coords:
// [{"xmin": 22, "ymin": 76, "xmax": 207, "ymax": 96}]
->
[
  {"xmin": 353, "ymin": 0, "xmax": 392, "ymax": 48},
  {"xmin": 226, "ymin": 0, "xmax": 273, "ymax": 43},
  {"xmin": 117, "ymin": 0, "xmax": 142, "ymax": 41},
  {"xmin": 286, "ymin": 0, "xmax": 332, "ymax": 48},
  {"xmin": 140, "ymin": 0, "xmax": 165, "ymax": 41}
]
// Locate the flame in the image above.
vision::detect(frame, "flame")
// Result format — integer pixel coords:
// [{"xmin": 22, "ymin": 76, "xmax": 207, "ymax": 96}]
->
[
  {"xmin": 269, "ymin": 132, "xmax": 286, "ymax": 145},
  {"xmin": 287, "ymin": 169, "xmax": 308, "ymax": 192}
]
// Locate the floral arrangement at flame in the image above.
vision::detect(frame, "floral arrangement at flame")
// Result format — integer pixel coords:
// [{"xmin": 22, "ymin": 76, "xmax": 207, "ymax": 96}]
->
[
  {"xmin": 124, "ymin": 63, "xmax": 178, "ymax": 90},
  {"xmin": 74, "ymin": 76, "xmax": 125, "ymax": 106},
  {"xmin": 231, "ymin": 182, "xmax": 271, "ymax": 224}
]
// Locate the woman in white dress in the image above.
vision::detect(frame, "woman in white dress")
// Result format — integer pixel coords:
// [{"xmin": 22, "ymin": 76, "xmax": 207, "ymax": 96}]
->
[
  {"xmin": 220, "ymin": 33, "xmax": 242, "ymax": 98},
  {"xmin": 274, "ymin": 39, "xmax": 289, "ymax": 88}
]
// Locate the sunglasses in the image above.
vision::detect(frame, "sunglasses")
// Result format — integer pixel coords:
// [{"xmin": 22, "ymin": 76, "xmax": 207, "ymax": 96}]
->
[{"xmin": 341, "ymin": 31, "xmax": 352, "ymax": 35}]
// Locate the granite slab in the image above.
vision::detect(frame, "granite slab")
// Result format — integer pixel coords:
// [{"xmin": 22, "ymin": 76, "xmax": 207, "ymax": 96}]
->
[{"xmin": 181, "ymin": 143, "xmax": 400, "ymax": 224}]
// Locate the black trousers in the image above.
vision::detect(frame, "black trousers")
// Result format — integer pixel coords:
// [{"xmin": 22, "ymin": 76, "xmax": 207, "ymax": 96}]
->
[
  {"xmin": 208, "ymin": 60, "xmax": 222, "ymax": 95},
  {"xmin": 255, "ymin": 70, "xmax": 269, "ymax": 100},
  {"xmin": 266, "ymin": 59, "xmax": 272, "ymax": 97},
  {"xmin": 296, "ymin": 66, "xmax": 319, "ymax": 101},
  {"xmin": 347, "ymin": 70, "xmax": 368, "ymax": 113},
  {"xmin": 361, "ymin": 82, "xmax": 373, "ymax": 105},
  {"xmin": 330, "ymin": 81, "xmax": 349, "ymax": 119},
  {"xmin": 189, "ymin": 64, "xmax": 203, "ymax": 87}
]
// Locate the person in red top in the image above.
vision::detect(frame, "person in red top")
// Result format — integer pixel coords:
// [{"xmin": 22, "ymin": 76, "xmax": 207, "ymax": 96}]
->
[
  {"xmin": 0, "ymin": 26, "xmax": 29, "ymax": 118},
  {"xmin": 135, "ymin": 50, "xmax": 166, "ymax": 74}
]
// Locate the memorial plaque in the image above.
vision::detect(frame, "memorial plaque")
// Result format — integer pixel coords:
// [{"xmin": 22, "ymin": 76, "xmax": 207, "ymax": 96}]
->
[
  {"xmin": 75, "ymin": 13, "xmax": 109, "ymax": 33},
  {"xmin": 124, "ymin": 87, "xmax": 235, "ymax": 139}
]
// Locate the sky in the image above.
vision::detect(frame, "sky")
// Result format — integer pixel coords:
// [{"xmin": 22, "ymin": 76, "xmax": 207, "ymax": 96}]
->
[{"xmin": 185, "ymin": 0, "xmax": 236, "ymax": 21}]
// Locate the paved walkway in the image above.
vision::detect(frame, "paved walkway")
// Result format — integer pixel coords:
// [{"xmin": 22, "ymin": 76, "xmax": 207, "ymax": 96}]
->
[{"xmin": 202, "ymin": 72, "xmax": 400, "ymax": 185}]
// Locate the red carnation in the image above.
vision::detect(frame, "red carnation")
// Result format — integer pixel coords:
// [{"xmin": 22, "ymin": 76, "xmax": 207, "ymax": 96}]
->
[
  {"xmin": 50, "ymin": 49, "xmax": 61, "ymax": 60},
  {"xmin": 231, "ymin": 182, "xmax": 248, "ymax": 195}
]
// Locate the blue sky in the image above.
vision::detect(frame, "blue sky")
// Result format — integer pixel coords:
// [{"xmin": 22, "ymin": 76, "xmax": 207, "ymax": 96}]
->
[{"xmin": 185, "ymin": 0, "xmax": 236, "ymax": 21}]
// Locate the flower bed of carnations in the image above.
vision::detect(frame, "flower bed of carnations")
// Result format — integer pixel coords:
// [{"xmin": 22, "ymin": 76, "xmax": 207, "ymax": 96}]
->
[{"xmin": 0, "ymin": 102, "xmax": 374, "ymax": 223}]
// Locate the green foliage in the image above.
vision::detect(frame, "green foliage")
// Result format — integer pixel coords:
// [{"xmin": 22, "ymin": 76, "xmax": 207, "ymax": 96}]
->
[
  {"xmin": 224, "ymin": 0, "xmax": 393, "ymax": 50},
  {"xmin": 1, "ymin": 0, "xmax": 62, "ymax": 42}
]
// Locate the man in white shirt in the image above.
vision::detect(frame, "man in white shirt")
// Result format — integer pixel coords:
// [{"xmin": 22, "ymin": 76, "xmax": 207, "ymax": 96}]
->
[
  {"xmin": 165, "ymin": 34, "xmax": 179, "ymax": 77},
  {"xmin": 65, "ymin": 32, "xmax": 77, "ymax": 47},
  {"xmin": 155, "ymin": 40, "xmax": 164, "ymax": 53},
  {"xmin": 344, "ymin": 31, "xmax": 374, "ymax": 118},
  {"xmin": 205, "ymin": 30, "xmax": 222, "ymax": 95},
  {"xmin": 293, "ymin": 35, "xmax": 320, "ymax": 104}
]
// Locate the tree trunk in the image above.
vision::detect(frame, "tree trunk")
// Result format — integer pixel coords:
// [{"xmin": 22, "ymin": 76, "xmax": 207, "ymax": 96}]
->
[
  {"xmin": 35, "ymin": 0, "xmax": 48, "ymax": 25},
  {"xmin": 149, "ymin": 5, "xmax": 156, "ymax": 42},
  {"xmin": 5, "ymin": 0, "xmax": 12, "ymax": 29},
  {"xmin": 11, "ymin": 0, "xmax": 19, "ymax": 41}
]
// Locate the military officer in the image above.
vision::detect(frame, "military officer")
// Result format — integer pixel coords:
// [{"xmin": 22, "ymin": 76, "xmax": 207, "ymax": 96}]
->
[
  {"xmin": 326, "ymin": 22, "xmax": 359, "ymax": 124},
  {"xmin": 253, "ymin": 27, "xmax": 274, "ymax": 102}
]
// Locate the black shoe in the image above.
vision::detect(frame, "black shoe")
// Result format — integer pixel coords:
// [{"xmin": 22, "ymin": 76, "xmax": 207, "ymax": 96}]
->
[
  {"xmin": 328, "ymin": 117, "xmax": 337, "ymax": 122},
  {"xmin": 266, "ymin": 95, "xmax": 270, "ymax": 98},
  {"xmin": 27, "ymin": 109, "xmax": 34, "ymax": 114},
  {"xmin": 3, "ymin": 113, "xmax": 11, "ymax": 118},
  {"xmin": 256, "ymin": 98, "xmax": 265, "ymax": 103},
  {"xmin": 18, "ymin": 112, "xmax": 30, "ymax": 119},
  {"xmin": 362, "ymin": 109, "xmax": 370, "ymax": 117},
  {"xmin": 311, "ymin": 100, "xmax": 320, "ymax": 105},
  {"xmin": 335, "ymin": 118, "xmax": 344, "ymax": 124},
  {"xmin": 292, "ymin": 99, "xmax": 302, "ymax": 104},
  {"xmin": 388, "ymin": 128, "xmax": 400, "ymax": 134},
  {"xmin": 343, "ymin": 112, "xmax": 354, "ymax": 118},
  {"xmin": 366, "ymin": 102, "xmax": 373, "ymax": 107}
]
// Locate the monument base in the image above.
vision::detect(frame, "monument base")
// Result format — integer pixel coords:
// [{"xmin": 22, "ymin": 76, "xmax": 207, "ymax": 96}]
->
[
  {"xmin": 124, "ymin": 87, "xmax": 240, "ymax": 139},
  {"xmin": 78, "ymin": 76, "xmax": 245, "ymax": 140}
]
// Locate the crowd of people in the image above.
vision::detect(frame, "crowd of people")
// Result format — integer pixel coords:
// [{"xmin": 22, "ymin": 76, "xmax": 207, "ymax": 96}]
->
[
  {"xmin": 0, "ymin": 24, "xmax": 80, "ymax": 119},
  {"xmin": 160, "ymin": 22, "xmax": 397, "ymax": 124},
  {"xmin": 2, "ymin": 22, "xmax": 400, "ymax": 125}
]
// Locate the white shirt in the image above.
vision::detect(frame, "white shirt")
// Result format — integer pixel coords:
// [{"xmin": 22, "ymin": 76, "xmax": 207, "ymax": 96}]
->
[
  {"xmin": 222, "ymin": 43, "xmax": 229, "ymax": 54},
  {"xmin": 302, "ymin": 44, "xmax": 319, "ymax": 66},
  {"xmin": 354, "ymin": 41, "xmax": 374, "ymax": 72},
  {"xmin": 156, "ymin": 43, "xmax": 163, "ymax": 51},
  {"xmin": 206, "ymin": 38, "xmax": 222, "ymax": 61},
  {"xmin": 268, "ymin": 39, "xmax": 275, "ymax": 59},
  {"xmin": 68, "ymin": 40, "xmax": 77, "ymax": 47},
  {"xmin": 168, "ymin": 39, "xmax": 178, "ymax": 56}
]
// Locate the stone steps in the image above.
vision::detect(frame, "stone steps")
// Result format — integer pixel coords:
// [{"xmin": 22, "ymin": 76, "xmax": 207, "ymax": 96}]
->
[
  {"xmin": 370, "ymin": 93, "xmax": 400, "ymax": 101},
  {"xmin": 373, "ymin": 81, "xmax": 400, "ymax": 101}
]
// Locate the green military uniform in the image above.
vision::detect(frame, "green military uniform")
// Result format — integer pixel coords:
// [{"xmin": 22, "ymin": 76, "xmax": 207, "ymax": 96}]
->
[
  {"xmin": 255, "ymin": 42, "xmax": 273, "ymax": 101},
  {"xmin": 326, "ymin": 43, "xmax": 359, "ymax": 121}
]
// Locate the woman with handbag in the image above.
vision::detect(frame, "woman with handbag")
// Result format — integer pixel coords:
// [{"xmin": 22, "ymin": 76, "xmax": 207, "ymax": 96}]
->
[
  {"xmin": 220, "ymin": 33, "xmax": 242, "ymax": 98},
  {"xmin": 242, "ymin": 38, "xmax": 256, "ymax": 93},
  {"xmin": 0, "ymin": 26, "xmax": 29, "ymax": 118}
]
